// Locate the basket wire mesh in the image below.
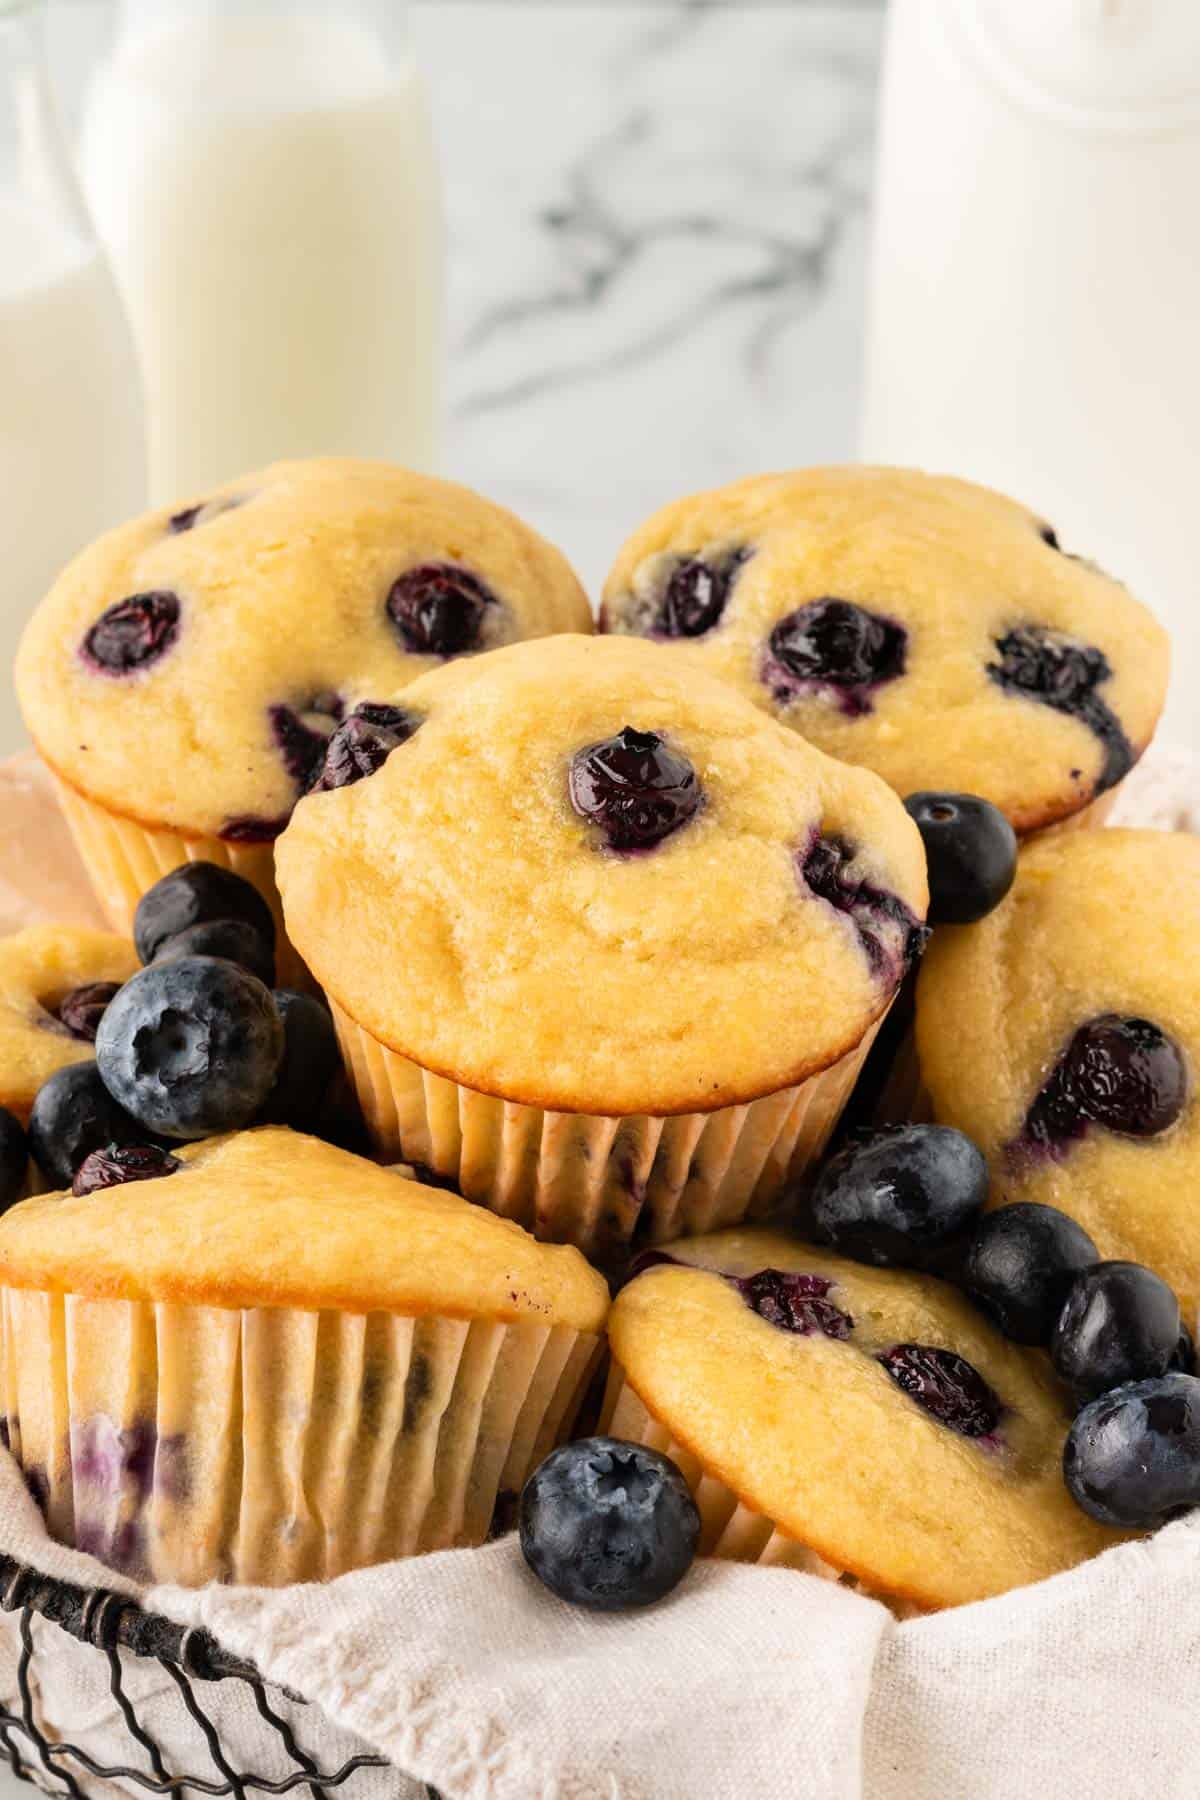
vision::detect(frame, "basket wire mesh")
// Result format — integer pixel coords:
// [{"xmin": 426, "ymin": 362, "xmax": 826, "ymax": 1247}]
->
[{"xmin": 0, "ymin": 1554, "xmax": 436, "ymax": 1800}]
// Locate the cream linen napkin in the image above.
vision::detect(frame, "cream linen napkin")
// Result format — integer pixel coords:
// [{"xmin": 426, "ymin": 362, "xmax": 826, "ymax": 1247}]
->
[{"xmin": 0, "ymin": 748, "xmax": 1196, "ymax": 1800}]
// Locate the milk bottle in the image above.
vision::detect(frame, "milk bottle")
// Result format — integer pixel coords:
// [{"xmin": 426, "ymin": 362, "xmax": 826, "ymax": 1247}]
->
[
  {"xmin": 0, "ymin": 0, "xmax": 145, "ymax": 754},
  {"xmin": 81, "ymin": 0, "xmax": 443, "ymax": 502},
  {"xmin": 862, "ymin": 0, "xmax": 1200, "ymax": 746}
]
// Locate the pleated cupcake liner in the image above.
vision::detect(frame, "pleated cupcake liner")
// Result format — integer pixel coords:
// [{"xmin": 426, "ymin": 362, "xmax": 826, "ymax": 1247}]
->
[
  {"xmin": 601, "ymin": 1363, "xmax": 923, "ymax": 1619},
  {"xmin": 51, "ymin": 777, "xmax": 310, "ymax": 989},
  {"xmin": 330, "ymin": 1002, "xmax": 882, "ymax": 1266},
  {"xmin": 0, "ymin": 1286, "xmax": 601, "ymax": 1587}
]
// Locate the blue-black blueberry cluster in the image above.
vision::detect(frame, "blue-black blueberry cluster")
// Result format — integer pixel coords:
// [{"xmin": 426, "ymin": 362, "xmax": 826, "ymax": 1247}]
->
[
  {"xmin": 16, "ymin": 863, "xmax": 345, "ymax": 1198},
  {"xmin": 800, "ymin": 1123, "xmax": 1200, "ymax": 1530}
]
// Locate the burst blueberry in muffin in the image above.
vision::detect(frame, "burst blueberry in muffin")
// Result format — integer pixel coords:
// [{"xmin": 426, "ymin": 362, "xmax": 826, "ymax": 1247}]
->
[
  {"xmin": 0, "ymin": 1127, "xmax": 608, "ymax": 1585},
  {"xmin": 602, "ymin": 467, "xmax": 1168, "ymax": 835},
  {"xmin": 602, "ymin": 1228, "xmax": 1128, "ymax": 1610},
  {"xmin": 918, "ymin": 829, "xmax": 1200, "ymax": 1320},
  {"xmin": 16, "ymin": 459, "xmax": 591, "ymax": 980},
  {"xmin": 276, "ymin": 635, "xmax": 928, "ymax": 1264}
]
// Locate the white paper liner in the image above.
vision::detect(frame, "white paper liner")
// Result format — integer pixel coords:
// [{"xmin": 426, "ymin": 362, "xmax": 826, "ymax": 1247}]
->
[
  {"xmin": 52, "ymin": 776, "xmax": 310, "ymax": 988},
  {"xmin": 0, "ymin": 1286, "xmax": 600, "ymax": 1588},
  {"xmin": 601, "ymin": 1362, "xmax": 924, "ymax": 1618},
  {"xmin": 331, "ymin": 1003, "xmax": 881, "ymax": 1262}
]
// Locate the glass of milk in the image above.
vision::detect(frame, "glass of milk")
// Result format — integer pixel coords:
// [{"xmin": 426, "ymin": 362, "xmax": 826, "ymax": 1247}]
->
[
  {"xmin": 80, "ymin": 0, "xmax": 443, "ymax": 505},
  {"xmin": 0, "ymin": 0, "xmax": 145, "ymax": 753},
  {"xmin": 862, "ymin": 0, "xmax": 1200, "ymax": 749}
]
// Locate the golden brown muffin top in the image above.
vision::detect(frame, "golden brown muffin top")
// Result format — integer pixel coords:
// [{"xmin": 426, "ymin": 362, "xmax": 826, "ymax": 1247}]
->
[
  {"xmin": 17, "ymin": 458, "xmax": 591, "ymax": 840},
  {"xmin": 919, "ymin": 828, "xmax": 1200, "ymax": 1319},
  {"xmin": 0, "ymin": 1127, "xmax": 609, "ymax": 1330},
  {"xmin": 277, "ymin": 635, "xmax": 929, "ymax": 1114},
  {"xmin": 0, "ymin": 925, "xmax": 138, "ymax": 1122},
  {"xmin": 610, "ymin": 1229, "xmax": 1126, "ymax": 1610},
  {"xmin": 602, "ymin": 466, "xmax": 1168, "ymax": 832}
]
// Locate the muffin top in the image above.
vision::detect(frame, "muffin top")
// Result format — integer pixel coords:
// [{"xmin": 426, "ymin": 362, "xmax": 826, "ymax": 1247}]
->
[
  {"xmin": 918, "ymin": 829, "xmax": 1200, "ymax": 1318},
  {"xmin": 16, "ymin": 458, "xmax": 591, "ymax": 842},
  {"xmin": 0, "ymin": 1127, "xmax": 608, "ymax": 1328},
  {"xmin": 610, "ymin": 1229, "xmax": 1124, "ymax": 1609},
  {"xmin": 276, "ymin": 635, "xmax": 929, "ymax": 1114},
  {"xmin": 601, "ymin": 467, "xmax": 1168, "ymax": 832},
  {"xmin": 0, "ymin": 926, "xmax": 138, "ymax": 1121}
]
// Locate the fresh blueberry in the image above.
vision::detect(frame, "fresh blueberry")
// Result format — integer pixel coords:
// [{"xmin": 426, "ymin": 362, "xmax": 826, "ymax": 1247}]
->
[
  {"xmin": 878, "ymin": 1344, "xmax": 1002, "ymax": 1438},
  {"xmin": 569, "ymin": 727, "xmax": 701, "ymax": 852},
  {"xmin": 732, "ymin": 1268, "xmax": 853, "ymax": 1339},
  {"xmin": 653, "ymin": 547, "xmax": 749, "ymax": 638},
  {"xmin": 134, "ymin": 863, "xmax": 276, "ymax": 966},
  {"xmin": 801, "ymin": 834, "xmax": 930, "ymax": 981},
  {"xmin": 72, "ymin": 1144, "xmax": 181, "ymax": 1197},
  {"xmin": 28, "ymin": 1063, "xmax": 147, "ymax": 1188},
  {"xmin": 964, "ymin": 1204, "xmax": 1098, "ymax": 1345},
  {"xmin": 519, "ymin": 1437, "xmax": 700, "ymax": 1610},
  {"xmin": 258, "ymin": 990, "xmax": 342, "ymax": 1127},
  {"xmin": 764, "ymin": 599, "xmax": 906, "ymax": 717},
  {"xmin": 1064, "ymin": 1374, "xmax": 1200, "ymax": 1527},
  {"xmin": 1052, "ymin": 1262, "xmax": 1181, "ymax": 1403},
  {"xmin": 55, "ymin": 981, "xmax": 122, "ymax": 1043},
  {"xmin": 987, "ymin": 624, "xmax": 1132, "ymax": 793},
  {"xmin": 386, "ymin": 564, "xmax": 494, "ymax": 657},
  {"xmin": 152, "ymin": 919, "xmax": 275, "ymax": 988},
  {"xmin": 807, "ymin": 1125, "xmax": 989, "ymax": 1270},
  {"xmin": 310, "ymin": 709, "xmax": 419, "ymax": 792},
  {"xmin": 0, "ymin": 1106, "xmax": 28, "ymax": 1215},
  {"xmin": 902, "ymin": 792, "xmax": 1017, "ymax": 925},
  {"xmin": 81, "ymin": 592, "xmax": 180, "ymax": 674},
  {"xmin": 95, "ymin": 957, "xmax": 284, "ymax": 1140},
  {"xmin": 1020, "ymin": 1016, "xmax": 1188, "ymax": 1157}
]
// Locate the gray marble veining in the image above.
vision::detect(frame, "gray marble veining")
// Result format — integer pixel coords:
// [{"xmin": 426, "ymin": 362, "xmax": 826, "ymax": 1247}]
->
[{"xmin": 411, "ymin": 2, "xmax": 884, "ymax": 596}]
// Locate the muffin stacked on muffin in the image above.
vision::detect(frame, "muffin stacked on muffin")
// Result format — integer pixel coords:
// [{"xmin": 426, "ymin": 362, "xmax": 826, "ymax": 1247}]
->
[
  {"xmin": 602, "ymin": 467, "xmax": 1168, "ymax": 836},
  {"xmin": 276, "ymin": 634, "xmax": 928, "ymax": 1263},
  {"xmin": 0, "ymin": 925, "xmax": 136, "ymax": 1123},
  {"xmin": 0, "ymin": 1128, "xmax": 608, "ymax": 1585},
  {"xmin": 16, "ymin": 458, "xmax": 591, "ymax": 981},
  {"xmin": 917, "ymin": 829, "xmax": 1200, "ymax": 1319}
]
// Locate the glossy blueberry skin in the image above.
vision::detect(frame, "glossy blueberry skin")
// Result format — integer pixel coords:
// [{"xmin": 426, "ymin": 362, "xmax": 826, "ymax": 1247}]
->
[
  {"xmin": 258, "ymin": 991, "xmax": 342, "ymax": 1128},
  {"xmin": 386, "ymin": 564, "xmax": 493, "ymax": 657},
  {"xmin": 733, "ymin": 1268, "xmax": 853, "ymax": 1339},
  {"xmin": 569, "ymin": 727, "xmax": 701, "ymax": 852},
  {"xmin": 808, "ymin": 1125, "xmax": 989, "ymax": 1270},
  {"xmin": 654, "ymin": 548, "xmax": 749, "ymax": 638},
  {"xmin": 520, "ymin": 1437, "xmax": 699, "ymax": 1611},
  {"xmin": 152, "ymin": 919, "xmax": 276, "ymax": 988},
  {"xmin": 1052, "ymin": 1262, "xmax": 1181, "ymax": 1403},
  {"xmin": 81, "ymin": 591, "xmax": 180, "ymax": 674},
  {"xmin": 56, "ymin": 981, "xmax": 122, "ymax": 1043},
  {"xmin": 309, "ymin": 711, "xmax": 417, "ymax": 792},
  {"xmin": 0, "ymin": 1106, "xmax": 29, "ymax": 1215},
  {"xmin": 1064, "ymin": 1374, "xmax": 1200, "ymax": 1527},
  {"xmin": 72, "ymin": 1144, "xmax": 181, "ymax": 1197},
  {"xmin": 134, "ymin": 863, "xmax": 276, "ymax": 966},
  {"xmin": 964, "ymin": 1204, "xmax": 1098, "ymax": 1346},
  {"xmin": 28, "ymin": 1063, "xmax": 147, "ymax": 1188},
  {"xmin": 903, "ymin": 792, "xmax": 1018, "ymax": 926},
  {"xmin": 877, "ymin": 1344, "xmax": 1002, "ymax": 1439},
  {"xmin": 95, "ymin": 957, "xmax": 284, "ymax": 1140}
]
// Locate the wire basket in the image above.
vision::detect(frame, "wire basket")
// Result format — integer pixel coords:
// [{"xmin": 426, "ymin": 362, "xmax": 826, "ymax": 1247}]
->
[{"xmin": 0, "ymin": 1554, "xmax": 435, "ymax": 1800}]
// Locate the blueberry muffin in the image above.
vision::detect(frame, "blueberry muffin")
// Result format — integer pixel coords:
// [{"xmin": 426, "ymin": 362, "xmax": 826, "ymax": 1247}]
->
[
  {"xmin": 918, "ymin": 829, "xmax": 1200, "ymax": 1321},
  {"xmin": 602, "ymin": 467, "xmax": 1168, "ymax": 835},
  {"xmin": 0, "ymin": 925, "xmax": 136, "ymax": 1122},
  {"xmin": 603, "ymin": 1229, "xmax": 1126, "ymax": 1610},
  {"xmin": 0, "ymin": 1127, "xmax": 607, "ymax": 1586},
  {"xmin": 276, "ymin": 635, "xmax": 928, "ymax": 1263},
  {"xmin": 16, "ymin": 459, "xmax": 591, "ymax": 982}
]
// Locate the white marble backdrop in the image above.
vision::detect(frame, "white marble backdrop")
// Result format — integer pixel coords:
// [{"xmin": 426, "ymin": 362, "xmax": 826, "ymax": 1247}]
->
[{"xmin": 411, "ymin": 1, "xmax": 885, "ymax": 597}]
